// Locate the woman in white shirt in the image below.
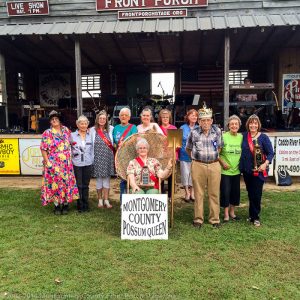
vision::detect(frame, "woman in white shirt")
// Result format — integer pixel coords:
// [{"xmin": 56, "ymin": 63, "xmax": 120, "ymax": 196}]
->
[{"xmin": 137, "ymin": 107, "xmax": 164, "ymax": 135}]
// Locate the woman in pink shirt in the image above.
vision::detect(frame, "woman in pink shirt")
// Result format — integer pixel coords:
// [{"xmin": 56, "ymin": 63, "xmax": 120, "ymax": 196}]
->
[{"xmin": 158, "ymin": 109, "xmax": 177, "ymax": 201}]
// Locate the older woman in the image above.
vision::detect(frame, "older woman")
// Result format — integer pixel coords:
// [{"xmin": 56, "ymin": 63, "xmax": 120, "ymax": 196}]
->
[
  {"xmin": 158, "ymin": 109, "xmax": 177, "ymax": 200},
  {"xmin": 113, "ymin": 107, "xmax": 138, "ymax": 200},
  {"xmin": 218, "ymin": 115, "xmax": 243, "ymax": 222},
  {"xmin": 71, "ymin": 115, "xmax": 94, "ymax": 213},
  {"xmin": 90, "ymin": 111, "xmax": 114, "ymax": 209},
  {"xmin": 240, "ymin": 114, "xmax": 274, "ymax": 227},
  {"xmin": 127, "ymin": 138, "xmax": 172, "ymax": 194},
  {"xmin": 40, "ymin": 110, "xmax": 79, "ymax": 215},
  {"xmin": 179, "ymin": 109, "xmax": 199, "ymax": 202},
  {"xmin": 137, "ymin": 107, "xmax": 164, "ymax": 134}
]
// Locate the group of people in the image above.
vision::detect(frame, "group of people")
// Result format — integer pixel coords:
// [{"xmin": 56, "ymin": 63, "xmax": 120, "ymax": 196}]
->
[{"xmin": 40, "ymin": 103, "xmax": 274, "ymax": 228}]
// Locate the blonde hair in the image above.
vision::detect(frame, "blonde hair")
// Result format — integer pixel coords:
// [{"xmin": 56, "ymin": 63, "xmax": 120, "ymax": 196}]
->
[{"xmin": 158, "ymin": 109, "xmax": 173, "ymax": 126}]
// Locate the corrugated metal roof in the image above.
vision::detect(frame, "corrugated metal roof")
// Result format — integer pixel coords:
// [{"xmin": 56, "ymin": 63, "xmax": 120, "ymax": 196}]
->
[{"xmin": 0, "ymin": 13, "xmax": 299, "ymax": 35}]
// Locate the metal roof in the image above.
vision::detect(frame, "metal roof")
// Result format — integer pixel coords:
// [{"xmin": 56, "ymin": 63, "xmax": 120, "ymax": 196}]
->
[{"xmin": 0, "ymin": 13, "xmax": 299, "ymax": 35}]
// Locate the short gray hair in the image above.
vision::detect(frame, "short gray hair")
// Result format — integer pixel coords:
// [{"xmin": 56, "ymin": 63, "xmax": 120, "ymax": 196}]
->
[
  {"xmin": 76, "ymin": 115, "xmax": 89, "ymax": 126},
  {"xmin": 119, "ymin": 107, "xmax": 131, "ymax": 117},
  {"xmin": 227, "ymin": 114, "xmax": 241, "ymax": 129},
  {"xmin": 135, "ymin": 138, "xmax": 150, "ymax": 151}
]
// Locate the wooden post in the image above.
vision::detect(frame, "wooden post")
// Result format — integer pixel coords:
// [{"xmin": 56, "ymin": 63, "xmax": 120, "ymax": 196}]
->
[
  {"xmin": 75, "ymin": 38, "xmax": 83, "ymax": 117},
  {"xmin": 0, "ymin": 52, "xmax": 9, "ymax": 128},
  {"xmin": 224, "ymin": 31, "xmax": 230, "ymax": 128},
  {"xmin": 170, "ymin": 137, "xmax": 176, "ymax": 228}
]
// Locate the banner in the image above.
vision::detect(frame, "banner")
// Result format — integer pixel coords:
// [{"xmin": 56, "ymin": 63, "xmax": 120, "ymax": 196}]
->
[
  {"xmin": 121, "ymin": 194, "xmax": 168, "ymax": 240},
  {"xmin": 0, "ymin": 138, "xmax": 20, "ymax": 174},
  {"xmin": 19, "ymin": 139, "xmax": 43, "ymax": 175},
  {"xmin": 275, "ymin": 137, "xmax": 300, "ymax": 176},
  {"xmin": 282, "ymin": 74, "xmax": 300, "ymax": 114}
]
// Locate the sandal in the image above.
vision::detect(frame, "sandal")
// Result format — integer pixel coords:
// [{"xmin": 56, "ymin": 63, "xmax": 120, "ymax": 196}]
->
[
  {"xmin": 98, "ymin": 199, "xmax": 104, "ymax": 208},
  {"xmin": 104, "ymin": 200, "xmax": 112, "ymax": 209}
]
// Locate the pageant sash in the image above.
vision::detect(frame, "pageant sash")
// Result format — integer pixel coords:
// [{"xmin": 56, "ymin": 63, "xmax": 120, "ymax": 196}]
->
[
  {"xmin": 135, "ymin": 157, "xmax": 159, "ymax": 189},
  {"xmin": 97, "ymin": 129, "xmax": 114, "ymax": 153},
  {"xmin": 118, "ymin": 124, "xmax": 133, "ymax": 147}
]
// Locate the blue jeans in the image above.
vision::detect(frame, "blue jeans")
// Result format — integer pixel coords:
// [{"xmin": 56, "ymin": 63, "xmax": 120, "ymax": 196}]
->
[{"xmin": 120, "ymin": 180, "xmax": 127, "ymax": 203}]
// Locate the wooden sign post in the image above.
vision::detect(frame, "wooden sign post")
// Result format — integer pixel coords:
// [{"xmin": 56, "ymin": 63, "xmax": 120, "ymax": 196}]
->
[{"xmin": 167, "ymin": 129, "xmax": 182, "ymax": 228}]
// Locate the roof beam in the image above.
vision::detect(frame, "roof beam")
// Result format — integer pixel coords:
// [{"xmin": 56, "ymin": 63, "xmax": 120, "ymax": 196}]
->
[
  {"xmin": 94, "ymin": 36, "xmax": 112, "ymax": 65},
  {"xmin": 0, "ymin": 37, "xmax": 48, "ymax": 67},
  {"xmin": 197, "ymin": 31, "xmax": 204, "ymax": 65},
  {"xmin": 110, "ymin": 34, "xmax": 128, "ymax": 64},
  {"xmin": 231, "ymin": 28, "xmax": 252, "ymax": 65},
  {"xmin": 133, "ymin": 33, "xmax": 147, "ymax": 66},
  {"xmin": 156, "ymin": 34, "xmax": 165, "ymax": 66},
  {"xmin": 251, "ymin": 27, "xmax": 277, "ymax": 62},
  {"xmin": 179, "ymin": 32, "xmax": 184, "ymax": 64},
  {"xmin": 44, "ymin": 36, "xmax": 74, "ymax": 64}
]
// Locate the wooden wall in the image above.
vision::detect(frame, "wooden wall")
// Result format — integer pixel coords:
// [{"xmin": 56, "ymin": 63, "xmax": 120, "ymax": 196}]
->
[{"xmin": 0, "ymin": 1, "xmax": 299, "ymax": 24}]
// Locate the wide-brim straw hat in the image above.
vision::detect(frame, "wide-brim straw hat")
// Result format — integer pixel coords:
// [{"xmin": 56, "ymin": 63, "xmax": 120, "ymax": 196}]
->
[{"xmin": 115, "ymin": 132, "xmax": 172, "ymax": 180}]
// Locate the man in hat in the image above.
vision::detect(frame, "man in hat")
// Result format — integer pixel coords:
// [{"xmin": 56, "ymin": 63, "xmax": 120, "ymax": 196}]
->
[{"xmin": 185, "ymin": 103, "xmax": 223, "ymax": 228}]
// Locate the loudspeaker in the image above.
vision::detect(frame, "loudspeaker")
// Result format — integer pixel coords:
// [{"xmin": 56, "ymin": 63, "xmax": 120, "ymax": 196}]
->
[{"xmin": 38, "ymin": 117, "xmax": 49, "ymax": 133}]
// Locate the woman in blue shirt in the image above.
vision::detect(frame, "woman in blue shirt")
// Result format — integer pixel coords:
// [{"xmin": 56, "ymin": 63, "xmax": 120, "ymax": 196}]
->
[
  {"xmin": 240, "ymin": 114, "xmax": 274, "ymax": 227},
  {"xmin": 71, "ymin": 115, "xmax": 94, "ymax": 213},
  {"xmin": 179, "ymin": 109, "xmax": 198, "ymax": 202}
]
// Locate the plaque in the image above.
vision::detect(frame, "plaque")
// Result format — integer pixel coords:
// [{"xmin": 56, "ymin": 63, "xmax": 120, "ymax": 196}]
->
[{"xmin": 139, "ymin": 166, "xmax": 154, "ymax": 188}]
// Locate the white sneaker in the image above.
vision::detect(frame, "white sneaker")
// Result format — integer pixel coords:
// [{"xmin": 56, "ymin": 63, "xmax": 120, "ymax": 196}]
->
[
  {"xmin": 104, "ymin": 199, "xmax": 112, "ymax": 209},
  {"xmin": 98, "ymin": 199, "xmax": 104, "ymax": 208}
]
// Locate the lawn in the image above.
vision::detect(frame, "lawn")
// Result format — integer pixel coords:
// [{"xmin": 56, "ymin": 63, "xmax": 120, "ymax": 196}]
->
[{"xmin": 0, "ymin": 188, "xmax": 299, "ymax": 300}]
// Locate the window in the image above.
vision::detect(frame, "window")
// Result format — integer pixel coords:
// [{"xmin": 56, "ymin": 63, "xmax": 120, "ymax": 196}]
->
[
  {"xmin": 229, "ymin": 70, "xmax": 248, "ymax": 84},
  {"xmin": 82, "ymin": 74, "xmax": 101, "ymax": 98},
  {"xmin": 18, "ymin": 72, "xmax": 26, "ymax": 100}
]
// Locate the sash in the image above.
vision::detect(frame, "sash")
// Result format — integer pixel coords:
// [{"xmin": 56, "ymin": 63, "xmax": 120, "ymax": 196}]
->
[
  {"xmin": 135, "ymin": 157, "xmax": 159, "ymax": 189},
  {"xmin": 118, "ymin": 124, "xmax": 133, "ymax": 147},
  {"xmin": 97, "ymin": 129, "xmax": 114, "ymax": 153},
  {"xmin": 247, "ymin": 133, "xmax": 267, "ymax": 177}
]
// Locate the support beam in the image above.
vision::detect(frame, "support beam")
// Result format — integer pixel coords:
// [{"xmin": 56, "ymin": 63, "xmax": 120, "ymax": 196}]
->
[
  {"xmin": 75, "ymin": 39, "xmax": 82, "ymax": 117},
  {"xmin": 223, "ymin": 32, "xmax": 230, "ymax": 128},
  {"xmin": 0, "ymin": 52, "xmax": 8, "ymax": 127},
  {"xmin": 156, "ymin": 35, "xmax": 165, "ymax": 66},
  {"xmin": 133, "ymin": 34, "xmax": 147, "ymax": 66}
]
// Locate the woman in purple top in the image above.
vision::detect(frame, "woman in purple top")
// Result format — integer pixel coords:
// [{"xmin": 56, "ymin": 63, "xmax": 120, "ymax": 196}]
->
[
  {"xmin": 240, "ymin": 114, "xmax": 274, "ymax": 227},
  {"xmin": 158, "ymin": 109, "xmax": 177, "ymax": 201}
]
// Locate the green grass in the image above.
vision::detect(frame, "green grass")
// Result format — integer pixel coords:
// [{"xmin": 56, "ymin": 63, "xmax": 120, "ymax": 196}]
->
[{"xmin": 0, "ymin": 188, "xmax": 299, "ymax": 299}]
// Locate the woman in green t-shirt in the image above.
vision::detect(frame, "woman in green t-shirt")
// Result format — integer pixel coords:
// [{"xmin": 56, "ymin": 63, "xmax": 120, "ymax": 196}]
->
[{"xmin": 219, "ymin": 115, "xmax": 243, "ymax": 222}]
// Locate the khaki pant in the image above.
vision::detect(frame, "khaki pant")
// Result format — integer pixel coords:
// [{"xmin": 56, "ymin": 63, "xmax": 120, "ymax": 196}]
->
[{"xmin": 191, "ymin": 160, "xmax": 221, "ymax": 224}]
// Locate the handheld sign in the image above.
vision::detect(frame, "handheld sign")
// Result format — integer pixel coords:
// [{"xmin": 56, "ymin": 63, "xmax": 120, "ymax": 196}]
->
[{"xmin": 121, "ymin": 194, "xmax": 168, "ymax": 240}]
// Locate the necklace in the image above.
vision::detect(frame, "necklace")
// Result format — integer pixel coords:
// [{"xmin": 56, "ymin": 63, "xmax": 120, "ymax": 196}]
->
[{"xmin": 251, "ymin": 132, "xmax": 258, "ymax": 138}]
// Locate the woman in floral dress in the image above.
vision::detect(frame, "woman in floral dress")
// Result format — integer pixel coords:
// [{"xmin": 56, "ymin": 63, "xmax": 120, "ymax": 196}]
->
[{"xmin": 40, "ymin": 110, "xmax": 79, "ymax": 215}]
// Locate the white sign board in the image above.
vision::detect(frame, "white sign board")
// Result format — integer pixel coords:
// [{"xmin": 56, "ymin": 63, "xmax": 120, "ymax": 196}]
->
[
  {"xmin": 275, "ymin": 137, "xmax": 300, "ymax": 176},
  {"xmin": 19, "ymin": 138, "xmax": 43, "ymax": 175},
  {"xmin": 268, "ymin": 136, "xmax": 275, "ymax": 176},
  {"xmin": 121, "ymin": 194, "xmax": 168, "ymax": 240}
]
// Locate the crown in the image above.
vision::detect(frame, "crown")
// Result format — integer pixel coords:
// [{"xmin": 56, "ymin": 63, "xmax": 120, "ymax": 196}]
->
[{"xmin": 198, "ymin": 102, "xmax": 213, "ymax": 119}]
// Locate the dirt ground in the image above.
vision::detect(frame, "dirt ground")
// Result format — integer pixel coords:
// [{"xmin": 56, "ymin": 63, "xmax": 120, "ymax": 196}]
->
[{"xmin": 0, "ymin": 176, "xmax": 298, "ymax": 201}]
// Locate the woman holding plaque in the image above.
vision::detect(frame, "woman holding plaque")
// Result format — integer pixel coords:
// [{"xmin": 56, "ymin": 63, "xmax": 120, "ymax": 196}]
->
[
  {"xmin": 179, "ymin": 109, "xmax": 199, "ymax": 202},
  {"xmin": 240, "ymin": 114, "xmax": 274, "ymax": 227},
  {"xmin": 137, "ymin": 107, "xmax": 164, "ymax": 134},
  {"xmin": 91, "ymin": 111, "xmax": 114, "ymax": 209},
  {"xmin": 127, "ymin": 138, "xmax": 172, "ymax": 194},
  {"xmin": 158, "ymin": 109, "xmax": 177, "ymax": 201},
  {"xmin": 219, "ymin": 115, "xmax": 243, "ymax": 222},
  {"xmin": 40, "ymin": 110, "xmax": 79, "ymax": 214}
]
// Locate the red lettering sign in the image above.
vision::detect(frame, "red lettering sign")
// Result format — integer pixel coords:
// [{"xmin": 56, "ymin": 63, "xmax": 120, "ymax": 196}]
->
[
  {"xmin": 7, "ymin": 1, "xmax": 49, "ymax": 17},
  {"xmin": 97, "ymin": 0, "xmax": 208, "ymax": 11}
]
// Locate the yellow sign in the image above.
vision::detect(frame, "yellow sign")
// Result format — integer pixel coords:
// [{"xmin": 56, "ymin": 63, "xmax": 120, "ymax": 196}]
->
[{"xmin": 0, "ymin": 138, "xmax": 20, "ymax": 174}]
